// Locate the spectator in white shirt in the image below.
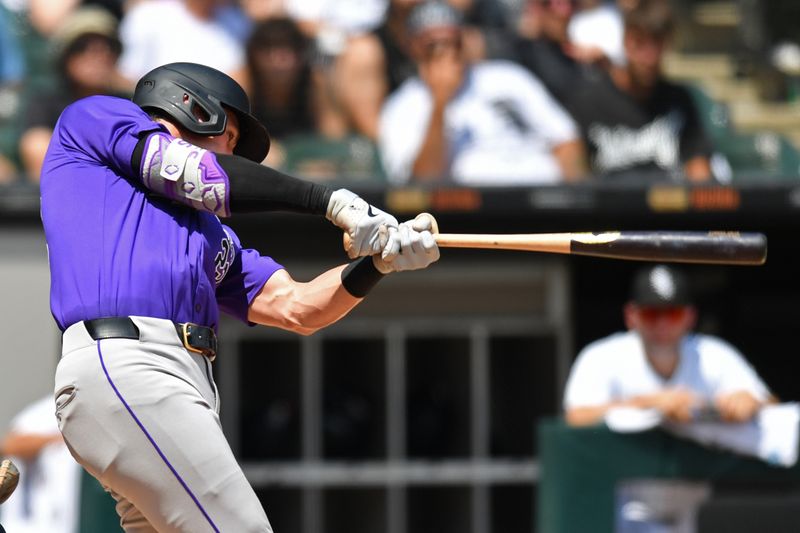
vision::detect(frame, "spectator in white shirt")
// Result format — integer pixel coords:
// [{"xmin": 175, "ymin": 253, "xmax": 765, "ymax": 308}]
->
[
  {"xmin": 379, "ymin": 0, "xmax": 587, "ymax": 185},
  {"xmin": 118, "ymin": 0, "xmax": 250, "ymax": 90}
]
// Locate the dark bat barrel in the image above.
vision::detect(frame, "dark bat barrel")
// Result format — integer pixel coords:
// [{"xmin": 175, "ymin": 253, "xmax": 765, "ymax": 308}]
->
[{"xmin": 570, "ymin": 232, "xmax": 767, "ymax": 265}]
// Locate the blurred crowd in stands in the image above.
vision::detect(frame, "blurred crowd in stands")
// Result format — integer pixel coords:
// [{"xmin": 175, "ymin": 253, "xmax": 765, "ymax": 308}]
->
[{"xmin": 0, "ymin": 0, "xmax": 798, "ymax": 188}]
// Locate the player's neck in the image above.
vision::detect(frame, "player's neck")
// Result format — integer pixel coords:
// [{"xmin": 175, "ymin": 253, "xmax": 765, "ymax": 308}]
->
[
  {"xmin": 611, "ymin": 67, "xmax": 657, "ymax": 102},
  {"xmin": 645, "ymin": 344, "xmax": 680, "ymax": 379},
  {"xmin": 184, "ymin": 0, "xmax": 215, "ymax": 20},
  {"xmin": 154, "ymin": 118, "xmax": 182, "ymax": 138}
]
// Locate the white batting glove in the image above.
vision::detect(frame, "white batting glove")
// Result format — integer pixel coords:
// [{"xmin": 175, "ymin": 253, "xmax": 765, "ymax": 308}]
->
[
  {"xmin": 373, "ymin": 216, "xmax": 440, "ymax": 274},
  {"xmin": 326, "ymin": 189, "xmax": 399, "ymax": 258}
]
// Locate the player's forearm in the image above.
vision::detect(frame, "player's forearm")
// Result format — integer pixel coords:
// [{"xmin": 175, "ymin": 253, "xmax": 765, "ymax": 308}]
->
[
  {"xmin": 248, "ymin": 266, "xmax": 368, "ymax": 335},
  {"xmin": 684, "ymin": 156, "xmax": 713, "ymax": 182},
  {"xmin": 216, "ymin": 154, "xmax": 331, "ymax": 214},
  {"xmin": 0, "ymin": 433, "xmax": 62, "ymax": 461},
  {"xmin": 564, "ymin": 406, "xmax": 610, "ymax": 426},
  {"xmin": 411, "ymin": 107, "xmax": 449, "ymax": 181},
  {"xmin": 553, "ymin": 139, "xmax": 589, "ymax": 182},
  {"xmin": 565, "ymin": 396, "xmax": 652, "ymax": 427}
]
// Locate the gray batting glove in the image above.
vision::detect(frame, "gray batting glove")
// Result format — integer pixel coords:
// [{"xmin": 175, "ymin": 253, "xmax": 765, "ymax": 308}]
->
[
  {"xmin": 373, "ymin": 216, "xmax": 440, "ymax": 274},
  {"xmin": 326, "ymin": 189, "xmax": 399, "ymax": 258}
]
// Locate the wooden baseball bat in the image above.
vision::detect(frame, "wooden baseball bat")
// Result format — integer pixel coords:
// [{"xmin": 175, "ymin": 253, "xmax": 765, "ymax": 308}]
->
[
  {"xmin": 431, "ymin": 231, "xmax": 767, "ymax": 265},
  {"xmin": 343, "ymin": 214, "xmax": 767, "ymax": 265}
]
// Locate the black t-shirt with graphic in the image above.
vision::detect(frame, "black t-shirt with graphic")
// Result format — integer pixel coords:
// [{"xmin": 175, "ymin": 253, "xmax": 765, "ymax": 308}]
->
[{"xmin": 567, "ymin": 71, "xmax": 712, "ymax": 181}]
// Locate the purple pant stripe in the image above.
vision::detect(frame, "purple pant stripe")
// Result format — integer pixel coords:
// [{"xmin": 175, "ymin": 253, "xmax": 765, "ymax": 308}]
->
[{"xmin": 96, "ymin": 341, "xmax": 220, "ymax": 532}]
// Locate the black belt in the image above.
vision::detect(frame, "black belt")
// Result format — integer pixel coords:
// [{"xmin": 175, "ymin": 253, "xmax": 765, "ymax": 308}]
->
[{"xmin": 82, "ymin": 317, "xmax": 217, "ymax": 361}]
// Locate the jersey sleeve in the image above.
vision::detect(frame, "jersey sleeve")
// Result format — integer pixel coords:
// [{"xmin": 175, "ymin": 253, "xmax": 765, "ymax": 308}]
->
[
  {"xmin": 563, "ymin": 341, "xmax": 616, "ymax": 410},
  {"xmin": 704, "ymin": 337, "xmax": 772, "ymax": 401},
  {"xmin": 216, "ymin": 225, "xmax": 284, "ymax": 324},
  {"xmin": 53, "ymin": 95, "xmax": 165, "ymax": 178}
]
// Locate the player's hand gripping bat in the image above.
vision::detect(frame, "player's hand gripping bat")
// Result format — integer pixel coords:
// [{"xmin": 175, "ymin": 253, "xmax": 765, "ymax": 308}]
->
[{"xmin": 343, "ymin": 213, "xmax": 767, "ymax": 266}]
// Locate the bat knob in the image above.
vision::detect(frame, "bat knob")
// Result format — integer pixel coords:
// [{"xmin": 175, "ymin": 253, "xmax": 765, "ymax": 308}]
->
[
  {"xmin": 413, "ymin": 212, "xmax": 439, "ymax": 234},
  {"xmin": 342, "ymin": 232, "xmax": 356, "ymax": 258}
]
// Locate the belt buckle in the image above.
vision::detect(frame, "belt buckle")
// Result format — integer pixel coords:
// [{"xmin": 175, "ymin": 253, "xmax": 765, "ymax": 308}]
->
[{"xmin": 181, "ymin": 323, "xmax": 216, "ymax": 361}]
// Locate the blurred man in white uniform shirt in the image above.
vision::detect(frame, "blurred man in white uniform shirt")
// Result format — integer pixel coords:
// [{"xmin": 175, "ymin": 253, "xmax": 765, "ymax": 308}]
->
[{"xmin": 564, "ymin": 265, "xmax": 774, "ymax": 427}]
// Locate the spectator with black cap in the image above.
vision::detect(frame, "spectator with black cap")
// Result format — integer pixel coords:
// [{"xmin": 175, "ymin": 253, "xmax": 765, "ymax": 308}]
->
[
  {"xmin": 563, "ymin": 264, "xmax": 775, "ymax": 427},
  {"xmin": 378, "ymin": 0, "xmax": 587, "ymax": 185}
]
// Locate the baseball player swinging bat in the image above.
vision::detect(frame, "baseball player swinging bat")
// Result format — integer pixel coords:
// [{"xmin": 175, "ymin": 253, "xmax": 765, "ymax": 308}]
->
[{"xmin": 344, "ymin": 213, "xmax": 767, "ymax": 266}]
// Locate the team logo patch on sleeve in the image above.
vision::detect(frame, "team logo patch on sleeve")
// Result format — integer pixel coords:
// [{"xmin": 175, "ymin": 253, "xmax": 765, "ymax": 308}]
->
[{"xmin": 214, "ymin": 232, "xmax": 235, "ymax": 284}]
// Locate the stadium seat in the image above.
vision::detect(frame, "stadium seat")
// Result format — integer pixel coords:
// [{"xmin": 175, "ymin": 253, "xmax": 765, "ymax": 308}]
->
[
  {"xmin": 715, "ymin": 131, "xmax": 800, "ymax": 182},
  {"xmin": 688, "ymin": 84, "xmax": 800, "ymax": 181},
  {"xmin": 687, "ymin": 84, "xmax": 734, "ymax": 142},
  {"xmin": 279, "ymin": 134, "xmax": 386, "ymax": 184}
]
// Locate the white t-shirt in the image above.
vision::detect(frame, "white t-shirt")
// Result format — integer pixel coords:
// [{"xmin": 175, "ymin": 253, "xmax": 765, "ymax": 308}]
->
[
  {"xmin": 564, "ymin": 331, "xmax": 771, "ymax": 410},
  {"xmin": 378, "ymin": 60, "xmax": 579, "ymax": 186},
  {"xmin": 285, "ymin": 0, "xmax": 388, "ymax": 36},
  {"xmin": 568, "ymin": 2, "xmax": 625, "ymax": 67},
  {"xmin": 0, "ymin": 396, "xmax": 81, "ymax": 533},
  {"xmin": 119, "ymin": 0, "xmax": 246, "ymax": 81}
]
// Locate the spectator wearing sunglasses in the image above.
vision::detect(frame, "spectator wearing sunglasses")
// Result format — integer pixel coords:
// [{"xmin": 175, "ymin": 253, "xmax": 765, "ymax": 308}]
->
[
  {"xmin": 563, "ymin": 264, "xmax": 775, "ymax": 427},
  {"xmin": 378, "ymin": 0, "xmax": 587, "ymax": 185}
]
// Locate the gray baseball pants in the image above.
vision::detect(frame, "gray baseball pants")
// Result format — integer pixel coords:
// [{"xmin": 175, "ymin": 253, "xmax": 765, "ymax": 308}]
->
[{"xmin": 55, "ymin": 316, "xmax": 273, "ymax": 532}]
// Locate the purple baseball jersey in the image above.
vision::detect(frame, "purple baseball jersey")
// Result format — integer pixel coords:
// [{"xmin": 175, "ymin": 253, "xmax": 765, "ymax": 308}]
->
[{"xmin": 40, "ymin": 95, "xmax": 283, "ymax": 331}]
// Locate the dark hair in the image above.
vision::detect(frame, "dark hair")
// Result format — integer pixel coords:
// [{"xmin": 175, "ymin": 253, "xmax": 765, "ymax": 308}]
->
[
  {"xmin": 245, "ymin": 17, "xmax": 313, "ymax": 139},
  {"xmin": 624, "ymin": 0, "xmax": 674, "ymax": 38},
  {"xmin": 58, "ymin": 33, "xmax": 122, "ymax": 87},
  {"xmin": 246, "ymin": 17, "xmax": 309, "ymax": 59},
  {"xmin": 62, "ymin": 32, "xmax": 122, "ymax": 62}
]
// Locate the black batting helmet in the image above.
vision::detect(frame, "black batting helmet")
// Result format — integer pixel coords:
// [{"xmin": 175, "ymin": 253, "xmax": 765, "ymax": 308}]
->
[{"xmin": 133, "ymin": 62, "xmax": 270, "ymax": 162}]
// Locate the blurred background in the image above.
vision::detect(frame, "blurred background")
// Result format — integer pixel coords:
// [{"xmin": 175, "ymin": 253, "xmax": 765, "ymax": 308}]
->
[{"xmin": 3, "ymin": 0, "xmax": 800, "ymax": 532}]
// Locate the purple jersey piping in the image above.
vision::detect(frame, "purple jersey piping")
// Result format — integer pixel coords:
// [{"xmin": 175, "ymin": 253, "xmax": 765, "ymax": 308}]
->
[{"xmin": 96, "ymin": 340, "xmax": 220, "ymax": 532}]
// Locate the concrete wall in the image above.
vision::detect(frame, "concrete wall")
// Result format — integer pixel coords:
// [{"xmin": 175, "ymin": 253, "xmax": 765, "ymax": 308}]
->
[{"xmin": 0, "ymin": 227, "xmax": 60, "ymax": 432}]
